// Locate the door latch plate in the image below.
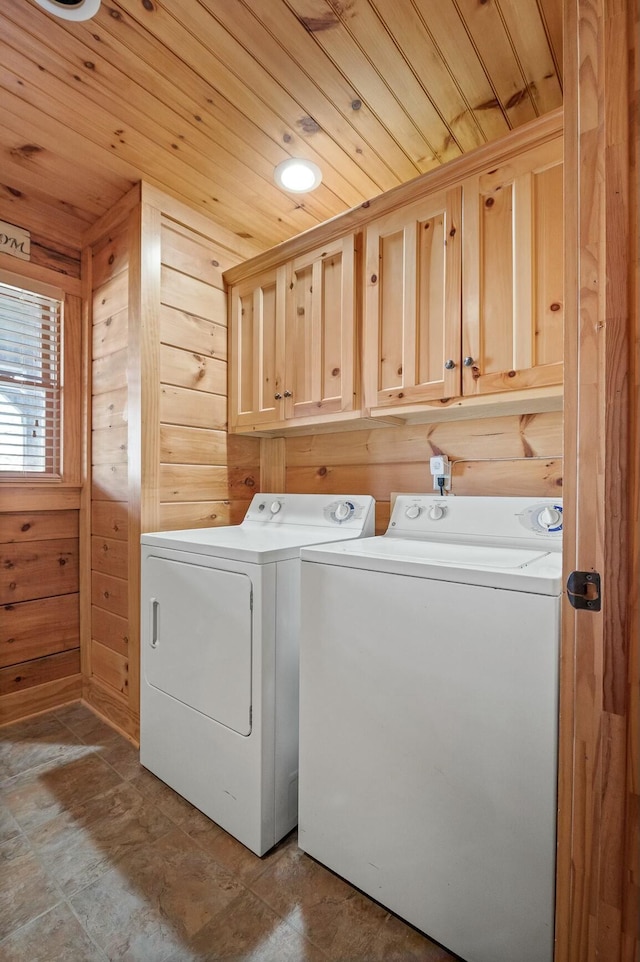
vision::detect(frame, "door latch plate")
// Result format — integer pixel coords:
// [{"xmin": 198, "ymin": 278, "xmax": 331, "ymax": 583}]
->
[{"xmin": 567, "ymin": 570, "xmax": 601, "ymax": 611}]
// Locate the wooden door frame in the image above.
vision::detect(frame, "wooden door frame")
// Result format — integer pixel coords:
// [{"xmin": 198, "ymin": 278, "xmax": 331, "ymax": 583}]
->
[{"xmin": 558, "ymin": 1, "xmax": 639, "ymax": 959}]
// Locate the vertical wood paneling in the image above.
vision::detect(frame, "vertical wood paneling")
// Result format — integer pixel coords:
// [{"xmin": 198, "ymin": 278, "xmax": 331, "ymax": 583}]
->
[
  {"xmin": 260, "ymin": 438, "xmax": 286, "ymax": 493},
  {"xmin": 558, "ymin": 2, "xmax": 639, "ymax": 960},
  {"xmin": 625, "ymin": 8, "xmax": 640, "ymax": 955},
  {"xmin": 63, "ymin": 295, "xmax": 83, "ymax": 487},
  {"xmin": 129, "ymin": 201, "xmax": 162, "ymax": 726},
  {"xmin": 534, "ymin": 164, "xmax": 564, "ymax": 366},
  {"xmin": 480, "ymin": 183, "xmax": 514, "ymax": 373},
  {"xmin": 79, "ymin": 244, "xmax": 93, "ymax": 707}
]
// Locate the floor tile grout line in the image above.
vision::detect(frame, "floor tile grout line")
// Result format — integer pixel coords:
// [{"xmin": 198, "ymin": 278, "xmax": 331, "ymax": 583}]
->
[
  {"xmin": 2, "ymin": 709, "xmax": 454, "ymax": 961},
  {"xmin": 159, "ymin": 818, "xmax": 329, "ymax": 957},
  {"xmin": 0, "ymin": 898, "xmax": 67, "ymax": 949},
  {"xmin": 0, "ymin": 753, "xmax": 125, "ymax": 827},
  {"xmin": 244, "ymin": 882, "xmax": 333, "ymax": 959},
  {"xmin": 63, "ymin": 893, "xmax": 114, "ymax": 962},
  {"xmin": 0, "ymin": 741, "xmax": 96, "ymax": 789},
  {"xmin": 169, "ymin": 817, "xmax": 257, "ymax": 892},
  {"xmin": 0, "ymin": 828, "xmax": 71, "ymax": 947},
  {"xmin": 18, "ymin": 768, "xmax": 179, "ymax": 904}
]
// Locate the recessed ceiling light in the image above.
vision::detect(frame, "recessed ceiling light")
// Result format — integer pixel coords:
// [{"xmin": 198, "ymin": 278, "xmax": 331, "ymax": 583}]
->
[
  {"xmin": 32, "ymin": 0, "xmax": 101, "ymax": 21},
  {"xmin": 274, "ymin": 159, "xmax": 322, "ymax": 193}
]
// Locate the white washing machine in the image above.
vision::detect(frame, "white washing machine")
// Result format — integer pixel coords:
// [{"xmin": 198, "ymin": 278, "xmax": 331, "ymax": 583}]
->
[
  {"xmin": 299, "ymin": 494, "xmax": 562, "ymax": 962},
  {"xmin": 140, "ymin": 493, "xmax": 374, "ymax": 856}
]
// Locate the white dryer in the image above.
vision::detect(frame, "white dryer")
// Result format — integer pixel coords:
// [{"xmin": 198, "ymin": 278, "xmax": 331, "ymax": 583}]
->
[
  {"xmin": 299, "ymin": 495, "xmax": 563, "ymax": 962},
  {"xmin": 140, "ymin": 493, "xmax": 374, "ymax": 856}
]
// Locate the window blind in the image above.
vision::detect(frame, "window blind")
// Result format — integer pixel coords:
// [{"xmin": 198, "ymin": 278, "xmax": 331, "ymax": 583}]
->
[{"xmin": 0, "ymin": 280, "xmax": 62, "ymax": 477}]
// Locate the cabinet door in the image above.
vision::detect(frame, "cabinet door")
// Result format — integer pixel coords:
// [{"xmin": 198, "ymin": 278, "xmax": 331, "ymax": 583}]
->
[
  {"xmin": 229, "ymin": 267, "xmax": 286, "ymax": 429},
  {"xmin": 364, "ymin": 188, "xmax": 461, "ymax": 410},
  {"xmin": 462, "ymin": 139, "xmax": 563, "ymax": 396},
  {"xmin": 284, "ymin": 235, "xmax": 358, "ymax": 421}
]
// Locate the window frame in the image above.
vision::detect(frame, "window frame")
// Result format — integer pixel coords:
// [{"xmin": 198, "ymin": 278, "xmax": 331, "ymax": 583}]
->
[{"xmin": 0, "ymin": 267, "xmax": 82, "ymax": 486}]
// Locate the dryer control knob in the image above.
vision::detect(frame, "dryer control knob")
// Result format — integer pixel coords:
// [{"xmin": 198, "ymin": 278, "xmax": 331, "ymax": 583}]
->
[
  {"xmin": 334, "ymin": 501, "xmax": 353, "ymax": 522},
  {"xmin": 270, "ymin": 501, "xmax": 282, "ymax": 515},
  {"xmin": 538, "ymin": 505, "xmax": 562, "ymax": 530},
  {"xmin": 429, "ymin": 504, "xmax": 445, "ymax": 521},
  {"xmin": 405, "ymin": 505, "xmax": 421, "ymax": 520}
]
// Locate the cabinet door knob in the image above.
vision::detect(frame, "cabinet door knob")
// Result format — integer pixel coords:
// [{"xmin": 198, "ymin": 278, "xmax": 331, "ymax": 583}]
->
[
  {"xmin": 284, "ymin": 390, "xmax": 293, "ymax": 398},
  {"xmin": 274, "ymin": 393, "xmax": 282, "ymax": 400},
  {"xmin": 463, "ymin": 356, "xmax": 474, "ymax": 367},
  {"xmin": 444, "ymin": 359, "xmax": 456, "ymax": 370}
]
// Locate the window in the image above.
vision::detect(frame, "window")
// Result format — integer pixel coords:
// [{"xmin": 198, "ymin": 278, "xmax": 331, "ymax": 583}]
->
[{"xmin": 0, "ymin": 279, "xmax": 63, "ymax": 478}]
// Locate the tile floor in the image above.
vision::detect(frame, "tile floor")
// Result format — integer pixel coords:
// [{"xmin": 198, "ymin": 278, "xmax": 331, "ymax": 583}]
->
[{"xmin": 0, "ymin": 703, "xmax": 459, "ymax": 962}]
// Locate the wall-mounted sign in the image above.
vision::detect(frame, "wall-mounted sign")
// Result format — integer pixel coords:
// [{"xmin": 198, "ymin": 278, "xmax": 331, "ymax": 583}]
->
[{"xmin": 0, "ymin": 220, "xmax": 31, "ymax": 261}]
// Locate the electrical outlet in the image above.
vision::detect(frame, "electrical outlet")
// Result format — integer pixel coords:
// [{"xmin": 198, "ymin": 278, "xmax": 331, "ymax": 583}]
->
[
  {"xmin": 433, "ymin": 474, "xmax": 452, "ymax": 491},
  {"xmin": 430, "ymin": 455, "xmax": 451, "ymax": 491}
]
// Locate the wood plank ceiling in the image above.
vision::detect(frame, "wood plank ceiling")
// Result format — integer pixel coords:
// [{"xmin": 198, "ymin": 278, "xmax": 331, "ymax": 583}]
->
[{"xmin": 1, "ymin": 0, "xmax": 562, "ymax": 253}]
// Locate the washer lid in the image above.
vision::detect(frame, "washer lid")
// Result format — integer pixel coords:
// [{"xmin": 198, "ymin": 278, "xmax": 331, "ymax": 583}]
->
[{"xmin": 300, "ymin": 536, "xmax": 563, "ymax": 595}]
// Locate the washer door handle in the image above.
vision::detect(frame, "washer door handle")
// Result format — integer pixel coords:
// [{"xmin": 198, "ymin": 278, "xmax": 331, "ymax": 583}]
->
[{"xmin": 150, "ymin": 598, "xmax": 159, "ymax": 648}]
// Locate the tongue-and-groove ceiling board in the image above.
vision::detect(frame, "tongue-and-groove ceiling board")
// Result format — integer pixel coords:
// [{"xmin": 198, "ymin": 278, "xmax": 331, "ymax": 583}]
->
[{"xmin": 1, "ymin": 0, "xmax": 562, "ymax": 252}]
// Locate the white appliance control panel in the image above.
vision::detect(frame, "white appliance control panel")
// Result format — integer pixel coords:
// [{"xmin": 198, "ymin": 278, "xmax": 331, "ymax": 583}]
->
[
  {"xmin": 323, "ymin": 499, "xmax": 374, "ymax": 525},
  {"xmin": 388, "ymin": 495, "xmax": 563, "ymax": 548},
  {"xmin": 520, "ymin": 502, "xmax": 563, "ymax": 534},
  {"xmin": 244, "ymin": 494, "xmax": 375, "ymax": 531}
]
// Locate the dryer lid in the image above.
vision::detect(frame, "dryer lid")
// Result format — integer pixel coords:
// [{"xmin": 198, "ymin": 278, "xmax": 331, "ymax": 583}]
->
[{"xmin": 140, "ymin": 493, "xmax": 375, "ymax": 563}]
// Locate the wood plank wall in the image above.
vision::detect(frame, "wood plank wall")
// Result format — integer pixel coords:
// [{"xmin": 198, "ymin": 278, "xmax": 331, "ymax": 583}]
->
[
  {"xmin": 0, "ymin": 200, "xmax": 83, "ymax": 725},
  {"xmin": 157, "ymin": 214, "xmax": 260, "ymax": 530},
  {"xmin": 280, "ymin": 412, "xmax": 563, "ymax": 533},
  {"xmin": 87, "ymin": 200, "xmax": 133, "ymax": 734},
  {"xmin": 558, "ymin": 1, "xmax": 640, "ymax": 959},
  {"xmin": 84, "ymin": 185, "xmax": 260, "ymax": 741}
]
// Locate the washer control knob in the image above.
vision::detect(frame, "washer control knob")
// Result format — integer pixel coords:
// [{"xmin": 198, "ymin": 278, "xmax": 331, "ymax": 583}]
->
[
  {"xmin": 405, "ymin": 505, "xmax": 421, "ymax": 520},
  {"xmin": 538, "ymin": 505, "xmax": 562, "ymax": 530},
  {"xmin": 334, "ymin": 501, "xmax": 354, "ymax": 522},
  {"xmin": 429, "ymin": 504, "xmax": 445, "ymax": 521},
  {"xmin": 270, "ymin": 501, "xmax": 282, "ymax": 515}
]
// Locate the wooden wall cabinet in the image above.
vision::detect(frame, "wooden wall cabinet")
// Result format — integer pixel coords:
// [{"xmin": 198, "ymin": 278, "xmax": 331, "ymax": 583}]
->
[
  {"xmin": 364, "ymin": 137, "xmax": 563, "ymax": 419},
  {"xmin": 462, "ymin": 138, "xmax": 564, "ymax": 396},
  {"xmin": 230, "ymin": 266, "xmax": 286, "ymax": 430},
  {"xmin": 227, "ymin": 121, "xmax": 563, "ymax": 434},
  {"xmin": 363, "ymin": 188, "xmax": 462, "ymax": 410},
  {"xmin": 229, "ymin": 235, "xmax": 359, "ymax": 433}
]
